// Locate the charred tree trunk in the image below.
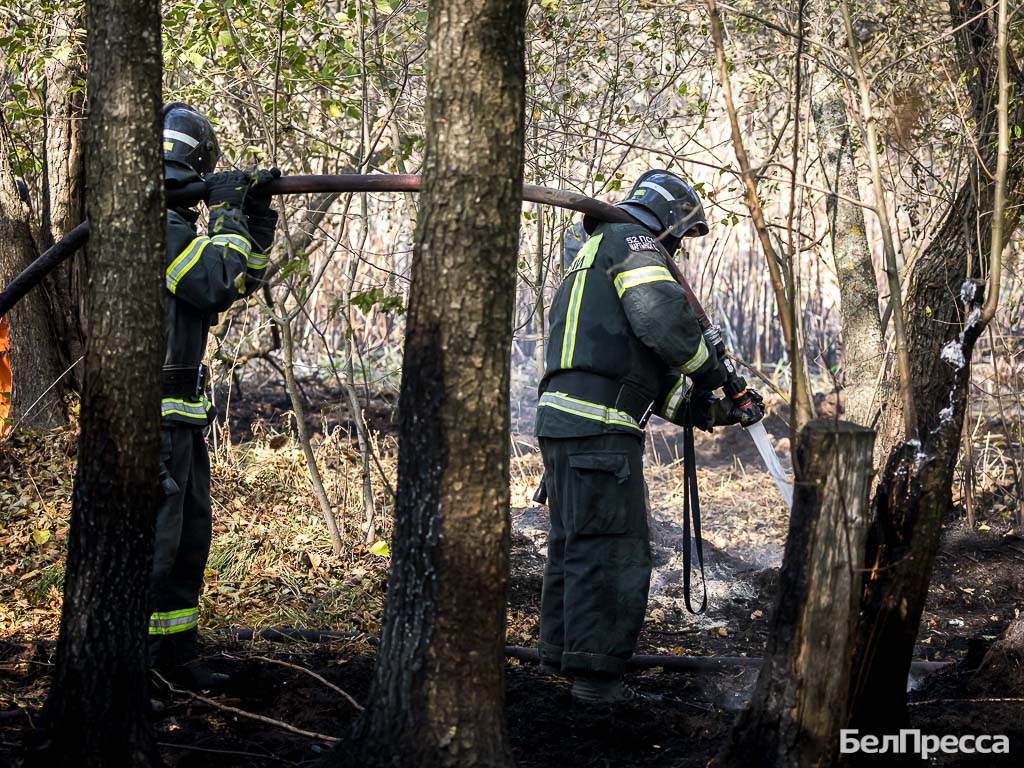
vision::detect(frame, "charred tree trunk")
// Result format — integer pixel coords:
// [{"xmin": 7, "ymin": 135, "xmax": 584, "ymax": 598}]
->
[
  {"xmin": 848, "ymin": 0, "xmax": 1024, "ymax": 733},
  {"xmin": 334, "ymin": 1, "xmax": 527, "ymax": 767},
  {"xmin": 875, "ymin": 0, "xmax": 1024, "ymax": 458},
  {"xmin": 714, "ymin": 421, "xmax": 875, "ymax": 768},
  {"xmin": 969, "ymin": 617, "xmax": 1024, "ymax": 695},
  {"xmin": 849, "ymin": 283, "xmax": 988, "ymax": 735},
  {"xmin": 0, "ymin": 117, "xmax": 69, "ymax": 429},
  {"xmin": 31, "ymin": 0, "xmax": 164, "ymax": 765}
]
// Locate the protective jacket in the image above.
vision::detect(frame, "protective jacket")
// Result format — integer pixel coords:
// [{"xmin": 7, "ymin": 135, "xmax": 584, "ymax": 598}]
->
[
  {"xmin": 163, "ymin": 206, "xmax": 267, "ymax": 426},
  {"xmin": 536, "ymin": 221, "xmax": 720, "ymax": 438}
]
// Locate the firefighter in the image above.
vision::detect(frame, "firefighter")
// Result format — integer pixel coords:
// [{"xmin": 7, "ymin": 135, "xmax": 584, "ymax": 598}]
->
[
  {"xmin": 536, "ymin": 169, "xmax": 759, "ymax": 703},
  {"xmin": 152, "ymin": 103, "xmax": 278, "ymax": 687}
]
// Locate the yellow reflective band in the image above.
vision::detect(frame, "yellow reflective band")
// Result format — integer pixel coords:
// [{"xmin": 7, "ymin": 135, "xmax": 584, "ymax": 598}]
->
[
  {"xmin": 149, "ymin": 607, "xmax": 199, "ymax": 636},
  {"xmin": 661, "ymin": 376, "xmax": 690, "ymax": 420},
  {"xmin": 681, "ymin": 338, "xmax": 710, "ymax": 374},
  {"xmin": 163, "ymin": 141, "xmax": 174, "ymax": 151},
  {"xmin": 613, "ymin": 265, "xmax": 676, "ymax": 298},
  {"xmin": 560, "ymin": 271, "xmax": 588, "ymax": 368},
  {"xmin": 211, "ymin": 233, "xmax": 252, "ymax": 259},
  {"xmin": 566, "ymin": 233, "xmax": 603, "ymax": 273},
  {"xmin": 247, "ymin": 253, "xmax": 269, "ymax": 270},
  {"xmin": 161, "ymin": 396, "xmax": 212, "ymax": 421},
  {"xmin": 166, "ymin": 237, "xmax": 211, "ymax": 293},
  {"xmin": 538, "ymin": 391, "xmax": 642, "ymax": 432}
]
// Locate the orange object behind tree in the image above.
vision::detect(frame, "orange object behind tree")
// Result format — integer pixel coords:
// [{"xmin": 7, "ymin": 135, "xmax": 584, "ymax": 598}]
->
[{"xmin": 0, "ymin": 317, "xmax": 10, "ymax": 435}]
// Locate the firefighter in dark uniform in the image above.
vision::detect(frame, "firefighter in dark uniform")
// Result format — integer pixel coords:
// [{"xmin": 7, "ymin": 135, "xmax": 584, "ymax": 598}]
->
[
  {"xmin": 537, "ymin": 170, "xmax": 760, "ymax": 703},
  {"xmin": 152, "ymin": 103, "xmax": 278, "ymax": 686}
]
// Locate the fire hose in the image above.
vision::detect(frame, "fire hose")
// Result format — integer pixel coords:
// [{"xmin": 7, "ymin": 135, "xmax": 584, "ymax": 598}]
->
[
  {"xmin": 0, "ymin": 174, "xmax": 789, "ymax": 611},
  {"xmin": 0, "ymin": 172, "xmax": 764, "ymax": 428}
]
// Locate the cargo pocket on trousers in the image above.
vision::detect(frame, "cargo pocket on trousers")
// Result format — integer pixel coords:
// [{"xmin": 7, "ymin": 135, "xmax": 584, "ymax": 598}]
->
[
  {"xmin": 159, "ymin": 429, "xmax": 181, "ymax": 497},
  {"xmin": 568, "ymin": 452, "xmax": 631, "ymax": 535}
]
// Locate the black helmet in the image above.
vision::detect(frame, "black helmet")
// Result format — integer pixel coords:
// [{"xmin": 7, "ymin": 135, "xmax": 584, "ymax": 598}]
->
[
  {"xmin": 162, "ymin": 102, "xmax": 219, "ymax": 181},
  {"xmin": 616, "ymin": 170, "xmax": 709, "ymax": 241}
]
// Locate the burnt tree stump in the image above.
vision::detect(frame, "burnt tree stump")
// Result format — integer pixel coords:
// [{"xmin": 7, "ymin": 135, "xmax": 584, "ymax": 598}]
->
[{"xmin": 714, "ymin": 419, "xmax": 875, "ymax": 768}]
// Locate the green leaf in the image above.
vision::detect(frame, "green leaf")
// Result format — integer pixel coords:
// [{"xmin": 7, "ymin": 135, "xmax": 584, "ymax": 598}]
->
[
  {"xmin": 351, "ymin": 287, "xmax": 405, "ymax": 316},
  {"xmin": 32, "ymin": 530, "xmax": 51, "ymax": 546},
  {"xmin": 375, "ymin": 0, "xmax": 395, "ymax": 13},
  {"xmin": 369, "ymin": 540, "xmax": 389, "ymax": 557}
]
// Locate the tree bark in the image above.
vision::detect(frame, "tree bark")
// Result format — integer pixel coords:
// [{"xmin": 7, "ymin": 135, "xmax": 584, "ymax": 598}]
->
[
  {"xmin": 809, "ymin": 53, "xmax": 883, "ymax": 426},
  {"xmin": 849, "ymin": 282, "xmax": 989, "ymax": 737},
  {"xmin": 714, "ymin": 420, "xmax": 875, "ymax": 768},
  {"xmin": 31, "ymin": 0, "xmax": 164, "ymax": 764},
  {"xmin": 40, "ymin": 7, "xmax": 87, "ymax": 389},
  {"xmin": 969, "ymin": 617, "xmax": 1024, "ymax": 695},
  {"xmin": 875, "ymin": 0, "xmax": 1024, "ymax": 458},
  {"xmin": 849, "ymin": 0, "xmax": 1024, "ymax": 736},
  {"xmin": 42, "ymin": 8, "xmax": 85, "ymax": 249},
  {"xmin": 0, "ymin": 116, "xmax": 69, "ymax": 429},
  {"xmin": 334, "ymin": 1, "xmax": 527, "ymax": 766}
]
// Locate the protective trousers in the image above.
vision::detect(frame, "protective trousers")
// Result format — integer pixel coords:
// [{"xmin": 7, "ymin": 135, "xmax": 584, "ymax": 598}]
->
[
  {"xmin": 149, "ymin": 425, "xmax": 212, "ymax": 666},
  {"xmin": 538, "ymin": 433, "xmax": 652, "ymax": 676}
]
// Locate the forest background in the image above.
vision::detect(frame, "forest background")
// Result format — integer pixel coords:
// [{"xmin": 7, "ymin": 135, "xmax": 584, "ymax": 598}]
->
[{"xmin": 1, "ymin": 0, "xmax": 1023, "ymax": 766}]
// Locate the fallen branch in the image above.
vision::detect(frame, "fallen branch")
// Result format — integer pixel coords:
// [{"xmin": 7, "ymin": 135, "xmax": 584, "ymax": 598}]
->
[
  {"xmin": 152, "ymin": 671, "xmax": 340, "ymax": 744},
  {"xmin": 157, "ymin": 741, "xmax": 295, "ymax": 765},
  {"xmin": 252, "ymin": 655, "xmax": 364, "ymax": 711},
  {"xmin": 0, "ymin": 707, "xmax": 37, "ymax": 722},
  {"xmin": 214, "ymin": 630, "xmax": 952, "ymax": 677},
  {"xmin": 908, "ymin": 697, "xmax": 1024, "ymax": 707},
  {"xmin": 505, "ymin": 645, "xmax": 760, "ymax": 672},
  {"xmin": 504, "ymin": 645, "xmax": 949, "ymax": 675},
  {"xmin": 216, "ymin": 627, "xmax": 377, "ymax": 644}
]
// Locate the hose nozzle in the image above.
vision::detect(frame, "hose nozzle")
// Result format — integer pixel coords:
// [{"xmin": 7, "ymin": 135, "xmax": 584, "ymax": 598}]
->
[{"xmin": 723, "ymin": 373, "xmax": 764, "ymax": 427}]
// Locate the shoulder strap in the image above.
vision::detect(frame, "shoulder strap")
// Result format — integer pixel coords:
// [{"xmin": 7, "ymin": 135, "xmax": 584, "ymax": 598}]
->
[{"xmin": 682, "ymin": 422, "xmax": 708, "ymax": 614}]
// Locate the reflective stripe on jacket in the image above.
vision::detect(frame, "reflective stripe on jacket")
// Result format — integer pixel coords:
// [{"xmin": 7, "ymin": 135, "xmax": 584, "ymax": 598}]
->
[
  {"xmin": 163, "ymin": 206, "xmax": 261, "ymax": 426},
  {"xmin": 537, "ymin": 221, "xmax": 716, "ymax": 438}
]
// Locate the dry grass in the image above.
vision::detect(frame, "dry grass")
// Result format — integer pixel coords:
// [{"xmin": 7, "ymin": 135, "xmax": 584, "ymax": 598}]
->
[{"xmin": 0, "ymin": 424, "xmax": 397, "ymax": 658}]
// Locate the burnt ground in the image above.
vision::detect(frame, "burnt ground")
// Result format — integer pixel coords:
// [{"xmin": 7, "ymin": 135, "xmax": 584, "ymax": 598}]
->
[
  {"xmin": 2, "ymin": 391, "xmax": 1024, "ymax": 766},
  {"xmin": 218, "ymin": 378, "xmax": 399, "ymax": 443}
]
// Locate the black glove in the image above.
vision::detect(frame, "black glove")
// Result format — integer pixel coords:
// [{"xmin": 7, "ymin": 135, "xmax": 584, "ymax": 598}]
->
[
  {"xmin": 245, "ymin": 167, "xmax": 281, "ymax": 213},
  {"xmin": 689, "ymin": 358, "xmax": 728, "ymax": 397},
  {"xmin": 242, "ymin": 168, "xmax": 280, "ymax": 254},
  {"xmin": 206, "ymin": 169, "xmax": 251, "ymax": 211},
  {"xmin": 687, "ymin": 392, "xmax": 745, "ymax": 433},
  {"xmin": 247, "ymin": 207, "xmax": 278, "ymax": 255}
]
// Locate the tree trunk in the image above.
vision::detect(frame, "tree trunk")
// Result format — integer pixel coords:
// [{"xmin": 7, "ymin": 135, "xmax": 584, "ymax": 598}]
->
[
  {"xmin": 849, "ymin": 288, "xmax": 987, "ymax": 736},
  {"xmin": 40, "ymin": 7, "xmax": 87, "ymax": 390},
  {"xmin": 875, "ymin": 0, "xmax": 1024, "ymax": 458},
  {"xmin": 848, "ymin": 2, "xmax": 1024, "ymax": 734},
  {"xmin": 809, "ymin": 62, "xmax": 883, "ymax": 427},
  {"xmin": 31, "ymin": 0, "xmax": 164, "ymax": 764},
  {"xmin": 334, "ymin": 1, "xmax": 527, "ymax": 766},
  {"xmin": 0, "ymin": 117, "xmax": 69, "ymax": 429},
  {"xmin": 714, "ymin": 420, "xmax": 875, "ymax": 768},
  {"xmin": 969, "ymin": 617, "xmax": 1024, "ymax": 695},
  {"xmin": 42, "ymin": 8, "xmax": 85, "ymax": 249}
]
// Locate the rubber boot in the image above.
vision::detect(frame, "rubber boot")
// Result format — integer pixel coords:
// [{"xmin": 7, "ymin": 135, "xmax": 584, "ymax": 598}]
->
[
  {"xmin": 571, "ymin": 672, "xmax": 627, "ymax": 704},
  {"xmin": 151, "ymin": 629, "xmax": 230, "ymax": 691}
]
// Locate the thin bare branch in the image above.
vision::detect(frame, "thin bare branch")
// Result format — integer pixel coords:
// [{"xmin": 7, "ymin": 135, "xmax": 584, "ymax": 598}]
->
[
  {"xmin": 152, "ymin": 671, "xmax": 341, "ymax": 744},
  {"xmin": 252, "ymin": 655, "xmax": 365, "ymax": 711}
]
